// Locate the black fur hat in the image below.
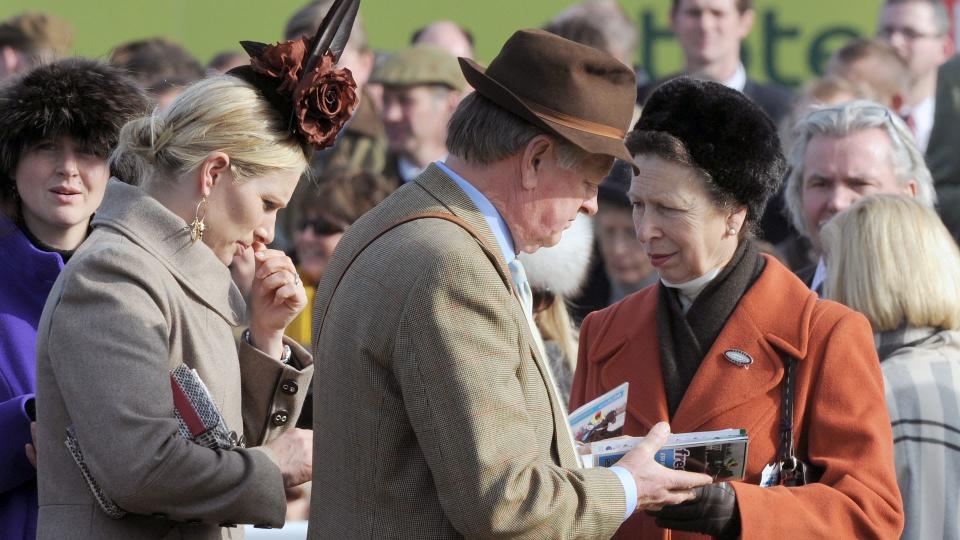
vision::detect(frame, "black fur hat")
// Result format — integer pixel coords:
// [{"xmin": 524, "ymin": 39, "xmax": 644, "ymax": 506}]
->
[
  {"xmin": 630, "ymin": 77, "xmax": 785, "ymax": 225},
  {"xmin": 0, "ymin": 58, "xmax": 149, "ymax": 190}
]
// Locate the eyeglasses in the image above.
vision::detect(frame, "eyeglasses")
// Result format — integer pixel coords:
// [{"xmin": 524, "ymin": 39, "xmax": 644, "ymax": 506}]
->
[
  {"xmin": 878, "ymin": 25, "xmax": 944, "ymax": 41},
  {"xmin": 298, "ymin": 216, "xmax": 347, "ymax": 236}
]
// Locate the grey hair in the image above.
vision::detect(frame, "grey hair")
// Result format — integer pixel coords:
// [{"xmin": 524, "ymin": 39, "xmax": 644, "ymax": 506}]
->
[
  {"xmin": 783, "ymin": 99, "xmax": 936, "ymax": 239},
  {"xmin": 446, "ymin": 92, "xmax": 589, "ymax": 170}
]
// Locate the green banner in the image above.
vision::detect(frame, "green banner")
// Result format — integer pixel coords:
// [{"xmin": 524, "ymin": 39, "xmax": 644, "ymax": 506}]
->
[
  {"xmin": 628, "ymin": 0, "xmax": 883, "ymax": 85},
  {"xmin": 3, "ymin": 0, "xmax": 884, "ymax": 86}
]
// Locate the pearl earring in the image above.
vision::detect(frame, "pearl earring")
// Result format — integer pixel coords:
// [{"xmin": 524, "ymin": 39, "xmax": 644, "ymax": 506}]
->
[{"xmin": 727, "ymin": 227, "xmax": 737, "ymax": 236}]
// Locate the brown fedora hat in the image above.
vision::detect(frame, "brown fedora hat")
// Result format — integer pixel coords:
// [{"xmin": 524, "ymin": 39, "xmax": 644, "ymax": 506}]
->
[{"xmin": 459, "ymin": 28, "xmax": 636, "ymax": 166}]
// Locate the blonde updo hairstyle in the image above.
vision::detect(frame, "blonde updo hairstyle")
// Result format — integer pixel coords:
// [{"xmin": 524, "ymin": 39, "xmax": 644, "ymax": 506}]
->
[
  {"xmin": 109, "ymin": 76, "xmax": 309, "ymax": 188},
  {"xmin": 822, "ymin": 194, "xmax": 960, "ymax": 332}
]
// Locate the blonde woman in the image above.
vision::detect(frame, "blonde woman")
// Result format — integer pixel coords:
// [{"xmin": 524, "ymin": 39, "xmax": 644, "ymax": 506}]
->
[
  {"xmin": 822, "ymin": 194, "xmax": 960, "ymax": 540},
  {"xmin": 33, "ymin": 13, "xmax": 360, "ymax": 537}
]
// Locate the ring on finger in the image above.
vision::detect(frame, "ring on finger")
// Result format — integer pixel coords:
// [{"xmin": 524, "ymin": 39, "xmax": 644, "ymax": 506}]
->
[{"xmin": 293, "ymin": 272, "xmax": 301, "ymax": 286}]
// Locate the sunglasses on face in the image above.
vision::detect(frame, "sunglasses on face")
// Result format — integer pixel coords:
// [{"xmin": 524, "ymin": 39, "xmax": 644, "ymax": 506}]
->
[{"xmin": 299, "ymin": 216, "xmax": 347, "ymax": 236}]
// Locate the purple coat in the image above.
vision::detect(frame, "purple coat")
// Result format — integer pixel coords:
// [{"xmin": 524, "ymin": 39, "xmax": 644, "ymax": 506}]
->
[{"xmin": 0, "ymin": 217, "xmax": 64, "ymax": 540}]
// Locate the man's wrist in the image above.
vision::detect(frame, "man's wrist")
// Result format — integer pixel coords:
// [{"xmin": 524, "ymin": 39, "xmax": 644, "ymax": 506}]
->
[{"xmin": 609, "ymin": 465, "xmax": 638, "ymax": 520}]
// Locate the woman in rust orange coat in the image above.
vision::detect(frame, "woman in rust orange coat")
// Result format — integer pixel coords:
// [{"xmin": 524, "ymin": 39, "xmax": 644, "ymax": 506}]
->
[{"xmin": 570, "ymin": 77, "xmax": 903, "ymax": 540}]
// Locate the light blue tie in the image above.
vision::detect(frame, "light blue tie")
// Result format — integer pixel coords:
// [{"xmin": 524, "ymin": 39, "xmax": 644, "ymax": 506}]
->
[
  {"xmin": 508, "ymin": 257, "xmax": 534, "ymax": 318},
  {"xmin": 508, "ymin": 257, "xmax": 579, "ymax": 457}
]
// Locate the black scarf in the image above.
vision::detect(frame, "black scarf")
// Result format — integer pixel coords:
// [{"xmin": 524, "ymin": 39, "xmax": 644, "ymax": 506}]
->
[
  {"xmin": 20, "ymin": 220, "xmax": 82, "ymax": 263},
  {"xmin": 656, "ymin": 239, "xmax": 765, "ymax": 417}
]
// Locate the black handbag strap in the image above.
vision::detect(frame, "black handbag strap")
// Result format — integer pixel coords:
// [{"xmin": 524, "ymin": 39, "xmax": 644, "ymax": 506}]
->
[
  {"xmin": 777, "ymin": 350, "xmax": 811, "ymax": 486},
  {"xmin": 777, "ymin": 352, "xmax": 797, "ymax": 464}
]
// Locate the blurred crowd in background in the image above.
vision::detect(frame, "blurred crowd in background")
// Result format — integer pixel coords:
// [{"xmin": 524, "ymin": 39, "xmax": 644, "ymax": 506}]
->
[{"xmin": 2, "ymin": 0, "xmax": 960, "ymax": 537}]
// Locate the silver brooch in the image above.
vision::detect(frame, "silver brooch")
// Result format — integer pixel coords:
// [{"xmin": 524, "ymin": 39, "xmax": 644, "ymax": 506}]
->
[{"xmin": 724, "ymin": 349, "xmax": 753, "ymax": 368}]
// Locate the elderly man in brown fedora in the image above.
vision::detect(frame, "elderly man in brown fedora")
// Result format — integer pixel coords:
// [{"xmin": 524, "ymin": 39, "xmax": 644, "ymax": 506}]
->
[{"xmin": 308, "ymin": 29, "xmax": 711, "ymax": 539}]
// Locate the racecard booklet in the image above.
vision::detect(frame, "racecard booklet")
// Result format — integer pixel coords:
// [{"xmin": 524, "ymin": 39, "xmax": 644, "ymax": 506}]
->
[{"xmin": 570, "ymin": 383, "xmax": 748, "ymax": 481}]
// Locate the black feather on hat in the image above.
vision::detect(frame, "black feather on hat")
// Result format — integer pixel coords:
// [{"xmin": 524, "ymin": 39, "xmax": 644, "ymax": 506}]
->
[
  {"xmin": 0, "ymin": 58, "xmax": 149, "ymax": 190},
  {"xmin": 630, "ymin": 77, "xmax": 786, "ymax": 225}
]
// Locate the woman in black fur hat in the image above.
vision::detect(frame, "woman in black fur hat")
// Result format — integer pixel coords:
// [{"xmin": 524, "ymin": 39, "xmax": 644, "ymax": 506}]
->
[
  {"xmin": 570, "ymin": 77, "xmax": 903, "ymax": 539},
  {"xmin": 0, "ymin": 58, "xmax": 148, "ymax": 540}
]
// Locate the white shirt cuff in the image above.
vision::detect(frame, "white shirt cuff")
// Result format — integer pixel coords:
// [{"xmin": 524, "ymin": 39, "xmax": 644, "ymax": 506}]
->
[{"xmin": 609, "ymin": 465, "xmax": 637, "ymax": 520}]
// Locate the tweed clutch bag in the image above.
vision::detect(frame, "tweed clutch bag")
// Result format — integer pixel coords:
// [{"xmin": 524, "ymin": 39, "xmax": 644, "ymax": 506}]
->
[
  {"xmin": 170, "ymin": 363, "xmax": 238, "ymax": 450},
  {"xmin": 64, "ymin": 425, "xmax": 127, "ymax": 519},
  {"xmin": 64, "ymin": 364, "xmax": 238, "ymax": 518}
]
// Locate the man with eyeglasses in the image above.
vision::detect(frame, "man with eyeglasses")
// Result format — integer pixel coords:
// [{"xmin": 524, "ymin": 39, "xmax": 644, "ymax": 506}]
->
[
  {"xmin": 783, "ymin": 101, "xmax": 938, "ymax": 292},
  {"xmin": 876, "ymin": 0, "xmax": 954, "ymax": 153},
  {"xmin": 876, "ymin": 0, "xmax": 960, "ymax": 242}
]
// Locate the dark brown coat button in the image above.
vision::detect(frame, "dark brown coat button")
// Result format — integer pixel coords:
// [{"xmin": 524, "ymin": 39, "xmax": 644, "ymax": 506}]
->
[
  {"xmin": 271, "ymin": 410, "xmax": 290, "ymax": 426},
  {"xmin": 280, "ymin": 380, "xmax": 298, "ymax": 395}
]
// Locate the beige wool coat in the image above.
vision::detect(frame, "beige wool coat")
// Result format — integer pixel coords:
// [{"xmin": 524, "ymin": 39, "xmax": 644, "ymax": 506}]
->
[
  {"xmin": 308, "ymin": 165, "xmax": 627, "ymax": 539},
  {"xmin": 34, "ymin": 180, "xmax": 314, "ymax": 539}
]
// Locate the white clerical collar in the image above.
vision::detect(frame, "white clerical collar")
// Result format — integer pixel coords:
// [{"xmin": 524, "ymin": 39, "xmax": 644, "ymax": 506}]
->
[
  {"xmin": 721, "ymin": 63, "xmax": 747, "ymax": 93},
  {"xmin": 661, "ymin": 266, "xmax": 723, "ymax": 313}
]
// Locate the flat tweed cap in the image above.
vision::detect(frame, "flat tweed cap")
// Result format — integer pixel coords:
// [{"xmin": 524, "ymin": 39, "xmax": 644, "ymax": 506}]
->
[{"xmin": 372, "ymin": 45, "xmax": 467, "ymax": 91}]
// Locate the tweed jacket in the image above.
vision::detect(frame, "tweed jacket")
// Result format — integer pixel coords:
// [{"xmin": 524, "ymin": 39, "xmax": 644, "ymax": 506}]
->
[
  {"xmin": 33, "ymin": 180, "xmax": 314, "ymax": 540},
  {"xmin": 308, "ymin": 164, "xmax": 626, "ymax": 539},
  {"xmin": 571, "ymin": 255, "xmax": 904, "ymax": 540},
  {"xmin": 878, "ymin": 327, "xmax": 960, "ymax": 540}
]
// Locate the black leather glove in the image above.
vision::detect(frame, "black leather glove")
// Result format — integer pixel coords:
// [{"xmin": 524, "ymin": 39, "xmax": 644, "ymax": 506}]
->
[{"xmin": 646, "ymin": 482, "xmax": 741, "ymax": 539}]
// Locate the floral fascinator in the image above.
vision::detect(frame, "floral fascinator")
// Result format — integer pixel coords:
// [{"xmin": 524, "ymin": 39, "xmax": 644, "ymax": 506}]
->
[{"xmin": 228, "ymin": 0, "xmax": 360, "ymax": 151}]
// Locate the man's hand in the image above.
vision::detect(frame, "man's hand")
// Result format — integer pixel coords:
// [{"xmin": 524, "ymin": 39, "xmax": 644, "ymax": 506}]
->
[
  {"xmin": 614, "ymin": 422, "xmax": 713, "ymax": 511},
  {"xmin": 264, "ymin": 428, "xmax": 313, "ymax": 488}
]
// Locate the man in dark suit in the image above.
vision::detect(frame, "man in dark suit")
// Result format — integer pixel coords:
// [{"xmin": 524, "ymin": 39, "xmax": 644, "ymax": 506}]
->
[
  {"xmin": 639, "ymin": 0, "xmax": 791, "ymax": 124},
  {"xmin": 875, "ymin": 1, "xmax": 957, "ymax": 239},
  {"xmin": 925, "ymin": 55, "xmax": 960, "ymax": 241},
  {"xmin": 372, "ymin": 45, "xmax": 467, "ymax": 187},
  {"xmin": 639, "ymin": 0, "xmax": 793, "ymax": 244}
]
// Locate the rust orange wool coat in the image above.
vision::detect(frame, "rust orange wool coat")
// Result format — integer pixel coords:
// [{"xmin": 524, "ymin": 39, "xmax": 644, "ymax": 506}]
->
[{"xmin": 570, "ymin": 255, "xmax": 904, "ymax": 540}]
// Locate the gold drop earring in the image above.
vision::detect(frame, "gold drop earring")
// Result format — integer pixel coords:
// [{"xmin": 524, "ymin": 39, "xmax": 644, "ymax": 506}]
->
[{"xmin": 189, "ymin": 198, "xmax": 207, "ymax": 242}]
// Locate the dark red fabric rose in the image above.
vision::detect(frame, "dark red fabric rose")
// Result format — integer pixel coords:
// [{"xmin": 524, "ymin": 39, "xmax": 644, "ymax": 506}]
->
[
  {"xmin": 293, "ymin": 53, "xmax": 358, "ymax": 150},
  {"xmin": 249, "ymin": 37, "xmax": 306, "ymax": 94},
  {"xmin": 247, "ymin": 37, "xmax": 359, "ymax": 150}
]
